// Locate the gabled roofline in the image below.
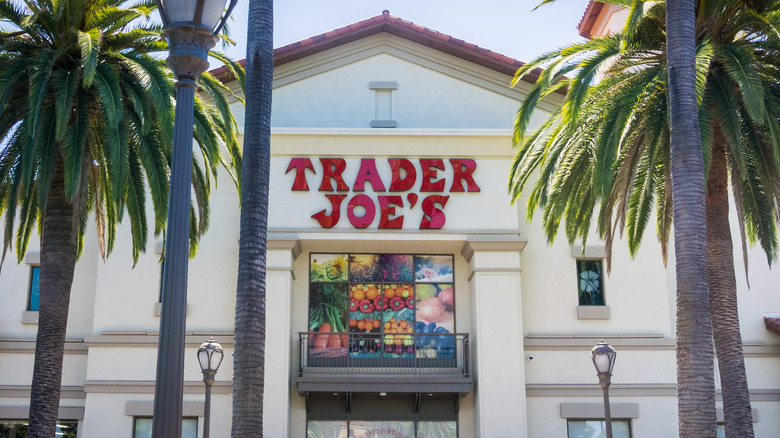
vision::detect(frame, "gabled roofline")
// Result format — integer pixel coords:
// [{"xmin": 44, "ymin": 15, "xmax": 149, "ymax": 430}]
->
[
  {"xmin": 211, "ymin": 10, "xmax": 559, "ymax": 93},
  {"xmin": 577, "ymin": 1, "xmax": 604, "ymax": 39}
]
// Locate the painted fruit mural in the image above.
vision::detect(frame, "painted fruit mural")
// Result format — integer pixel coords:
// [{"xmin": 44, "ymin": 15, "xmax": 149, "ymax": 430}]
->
[{"xmin": 310, "ymin": 253, "xmax": 455, "ymax": 359}]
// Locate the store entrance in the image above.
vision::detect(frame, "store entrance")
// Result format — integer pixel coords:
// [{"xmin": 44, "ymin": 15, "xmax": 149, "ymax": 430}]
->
[
  {"xmin": 306, "ymin": 393, "xmax": 458, "ymax": 438},
  {"xmin": 307, "ymin": 420, "xmax": 456, "ymax": 438}
]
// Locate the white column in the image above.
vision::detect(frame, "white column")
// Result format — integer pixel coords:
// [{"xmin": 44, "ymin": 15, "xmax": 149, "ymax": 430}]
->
[
  {"xmin": 462, "ymin": 239, "xmax": 528, "ymax": 438},
  {"xmin": 263, "ymin": 238, "xmax": 300, "ymax": 437}
]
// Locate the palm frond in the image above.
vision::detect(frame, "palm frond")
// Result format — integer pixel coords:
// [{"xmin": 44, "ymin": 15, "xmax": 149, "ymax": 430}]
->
[
  {"xmin": 719, "ymin": 43, "xmax": 765, "ymax": 123},
  {"xmin": 78, "ymin": 28, "xmax": 100, "ymax": 87}
]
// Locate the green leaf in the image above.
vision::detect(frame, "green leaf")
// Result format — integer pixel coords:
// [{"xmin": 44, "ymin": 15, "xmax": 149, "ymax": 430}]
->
[
  {"xmin": 719, "ymin": 44, "xmax": 765, "ymax": 123},
  {"xmin": 26, "ymin": 51, "xmax": 55, "ymax": 151},
  {"xmin": 61, "ymin": 90, "xmax": 90, "ymax": 201},
  {"xmin": 53, "ymin": 69, "xmax": 78, "ymax": 140},
  {"xmin": 79, "ymin": 28, "xmax": 101, "ymax": 88}
]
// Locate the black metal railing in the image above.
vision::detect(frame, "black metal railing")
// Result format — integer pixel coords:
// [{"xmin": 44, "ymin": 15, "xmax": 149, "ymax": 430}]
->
[{"xmin": 298, "ymin": 332, "xmax": 469, "ymax": 377}]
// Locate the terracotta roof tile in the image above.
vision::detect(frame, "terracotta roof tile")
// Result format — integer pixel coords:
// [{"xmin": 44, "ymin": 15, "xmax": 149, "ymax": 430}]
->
[
  {"xmin": 578, "ymin": 1, "xmax": 604, "ymax": 38},
  {"xmin": 210, "ymin": 9, "xmax": 557, "ymax": 92}
]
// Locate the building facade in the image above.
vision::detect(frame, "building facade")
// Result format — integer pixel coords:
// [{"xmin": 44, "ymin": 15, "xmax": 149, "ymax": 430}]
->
[{"xmin": 1, "ymin": 9, "xmax": 780, "ymax": 438}]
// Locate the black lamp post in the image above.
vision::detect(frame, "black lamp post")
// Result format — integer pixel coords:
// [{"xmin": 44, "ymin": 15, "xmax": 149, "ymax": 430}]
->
[
  {"xmin": 197, "ymin": 338, "xmax": 224, "ymax": 438},
  {"xmin": 151, "ymin": 1, "xmax": 236, "ymax": 437},
  {"xmin": 591, "ymin": 340, "xmax": 617, "ymax": 438}
]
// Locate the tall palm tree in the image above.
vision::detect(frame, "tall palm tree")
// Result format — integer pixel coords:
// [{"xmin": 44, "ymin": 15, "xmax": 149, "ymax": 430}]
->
[
  {"xmin": 665, "ymin": 0, "xmax": 717, "ymax": 435},
  {"xmin": 510, "ymin": 1, "xmax": 780, "ymax": 435},
  {"xmin": 231, "ymin": 0, "xmax": 272, "ymax": 435},
  {"xmin": 0, "ymin": 1, "xmax": 242, "ymax": 436}
]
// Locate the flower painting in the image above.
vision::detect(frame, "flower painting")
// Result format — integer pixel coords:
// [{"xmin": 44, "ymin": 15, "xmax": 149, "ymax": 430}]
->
[
  {"xmin": 350, "ymin": 254, "xmax": 413, "ymax": 282},
  {"xmin": 415, "ymin": 256, "xmax": 453, "ymax": 282},
  {"xmin": 310, "ymin": 254, "xmax": 349, "ymax": 282}
]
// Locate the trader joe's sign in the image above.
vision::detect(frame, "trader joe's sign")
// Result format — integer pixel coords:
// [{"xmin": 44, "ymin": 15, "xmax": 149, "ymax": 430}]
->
[{"xmin": 285, "ymin": 158, "xmax": 480, "ymax": 229}]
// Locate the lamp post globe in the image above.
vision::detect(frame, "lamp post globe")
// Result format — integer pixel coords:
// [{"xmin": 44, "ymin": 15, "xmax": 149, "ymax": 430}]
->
[
  {"xmin": 198, "ymin": 338, "xmax": 225, "ymax": 375},
  {"xmin": 591, "ymin": 340, "xmax": 617, "ymax": 377},
  {"xmin": 591, "ymin": 341, "xmax": 616, "ymax": 438},
  {"xmin": 198, "ymin": 338, "xmax": 223, "ymax": 438},
  {"xmin": 151, "ymin": 1, "xmax": 236, "ymax": 437}
]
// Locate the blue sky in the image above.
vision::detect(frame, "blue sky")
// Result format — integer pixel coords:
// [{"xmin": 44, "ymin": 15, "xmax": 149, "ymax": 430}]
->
[{"xmin": 221, "ymin": 0, "xmax": 587, "ymax": 64}]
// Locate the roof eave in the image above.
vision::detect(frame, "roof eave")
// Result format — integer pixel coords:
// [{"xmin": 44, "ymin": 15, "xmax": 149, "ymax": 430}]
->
[
  {"xmin": 210, "ymin": 11, "xmax": 559, "ymax": 93},
  {"xmin": 577, "ymin": 1, "xmax": 604, "ymax": 39}
]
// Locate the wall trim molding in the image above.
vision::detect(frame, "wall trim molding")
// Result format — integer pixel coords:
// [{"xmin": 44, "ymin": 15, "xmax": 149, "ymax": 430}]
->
[
  {"xmin": 465, "ymin": 267, "xmax": 523, "ymax": 282},
  {"xmin": 23, "ymin": 251, "xmax": 40, "ymax": 265},
  {"xmin": 267, "ymin": 237, "xmax": 302, "ymax": 260},
  {"xmin": 84, "ymin": 380, "xmax": 231, "ymax": 395},
  {"xmin": 0, "ymin": 338, "xmax": 87, "ymax": 354},
  {"xmin": 560, "ymin": 402, "xmax": 639, "ymax": 419},
  {"xmin": 571, "ymin": 244, "xmax": 607, "ymax": 259},
  {"xmin": 0, "ymin": 406, "xmax": 84, "ymax": 420},
  {"xmin": 577, "ymin": 306, "xmax": 611, "ymax": 320},
  {"xmin": 0, "ymin": 385, "xmax": 85, "ymax": 399},
  {"xmin": 524, "ymin": 335, "xmax": 780, "ymax": 356},
  {"xmin": 125, "ymin": 400, "xmax": 205, "ymax": 417},
  {"xmin": 83, "ymin": 331, "xmax": 234, "ymax": 348},
  {"xmin": 21, "ymin": 311, "xmax": 39, "ymax": 325},
  {"xmin": 460, "ymin": 238, "xmax": 528, "ymax": 262},
  {"xmin": 528, "ymin": 384, "xmax": 780, "ymax": 401},
  {"xmin": 527, "ymin": 383, "xmax": 677, "ymax": 397}
]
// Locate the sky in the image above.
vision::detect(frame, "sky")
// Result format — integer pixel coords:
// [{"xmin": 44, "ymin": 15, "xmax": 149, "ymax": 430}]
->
[{"xmin": 219, "ymin": 0, "xmax": 588, "ymax": 64}]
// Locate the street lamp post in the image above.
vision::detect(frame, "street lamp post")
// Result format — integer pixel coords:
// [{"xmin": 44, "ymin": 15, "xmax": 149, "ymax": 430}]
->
[
  {"xmin": 151, "ymin": 1, "xmax": 236, "ymax": 437},
  {"xmin": 591, "ymin": 340, "xmax": 617, "ymax": 438},
  {"xmin": 198, "ymin": 338, "xmax": 224, "ymax": 438}
]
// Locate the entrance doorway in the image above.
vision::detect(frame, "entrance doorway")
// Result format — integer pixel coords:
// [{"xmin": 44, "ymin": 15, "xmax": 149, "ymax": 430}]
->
[
  {"xmin": 306, "ymin": 420, "xmax": 457, "ymax": 438},
  {"xmin": 306, "ymin": 393, "xmax": 459, "ymax": 438}
]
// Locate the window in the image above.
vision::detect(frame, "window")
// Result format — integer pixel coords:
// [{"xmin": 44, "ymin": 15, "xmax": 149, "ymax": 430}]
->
[
  {"xmin": 576, "ymin": 260, "xmax": 604, "ymax": 305},
  {"xmin": 132, "ymin": 417, "xmax": 197, "ymax": 438},
  {"xmin": 309, "ymin": 254, "xmax": 454, "ymax": 359},
  {"xmin": 567, "ymin": 419, "xmax": 631, "ymax": 438},
  {"xmin": 307, "ymin": 420, "xmax": 456, "ymax": 437},
  {"xmin": 0, "ymin": 419, "xmax": 78, "ymax": 437},
  {"xmin": 28, "ymin": 265, "xmax": 40, "ymax": 311}
]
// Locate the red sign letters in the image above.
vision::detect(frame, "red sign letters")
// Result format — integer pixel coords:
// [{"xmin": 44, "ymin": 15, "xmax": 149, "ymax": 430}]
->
[{"xmin": 285, "ymin": 158, "xmax": 480, "ymax": 229}]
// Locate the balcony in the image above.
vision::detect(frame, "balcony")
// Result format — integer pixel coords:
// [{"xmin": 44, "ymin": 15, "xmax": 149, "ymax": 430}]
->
[{"xmin": 297, "ymin": 332, "xmax": 471, "ymax": 395}]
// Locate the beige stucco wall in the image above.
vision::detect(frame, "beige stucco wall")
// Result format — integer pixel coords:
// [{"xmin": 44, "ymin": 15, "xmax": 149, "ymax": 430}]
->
[
  {"xmin": 588, "ymin": 3, "xmax": 631, "ymax": 37},
  {"xmin": 1, "ymin": 27, "xmax": 779, "ymax": 438}
]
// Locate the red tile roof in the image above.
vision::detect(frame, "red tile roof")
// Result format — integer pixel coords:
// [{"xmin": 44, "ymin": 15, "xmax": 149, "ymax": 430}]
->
[
  {"xmin": 765, "ymin": 317, "xmax": 780, "ymax": 337},
  {"xmin": 577, "ymin": 1, "xmax": 604, "ymax": 39},
  {"xmin": 211, "ymin": 10, "xmax": 553, "ymax": 91}
]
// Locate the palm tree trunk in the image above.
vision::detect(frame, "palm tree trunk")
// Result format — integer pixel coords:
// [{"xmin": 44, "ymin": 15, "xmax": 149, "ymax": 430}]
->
[
  {"xmin": 231, "ymin": 0, "xmax": 273, "ymax": 435},
  {"xmin": 28, "ymin": 158, "xmax": 78, "ymax": 438},
  {"xmin": 706, "ymin": 141, "xmax": 754, "ymax": 437},
  {"xmin": 666, "ymin": 0, "xmax": 718, "ymax": 436}
]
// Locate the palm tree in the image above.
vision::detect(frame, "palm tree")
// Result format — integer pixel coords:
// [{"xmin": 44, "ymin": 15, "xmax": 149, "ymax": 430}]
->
[
  {"xmin": 510, "ymin": 1, "xmax": 780, "ymax": 435},
  {"xmin": 231, "ymin": 0, "xmax": 272, "ymax": 435},
  {"xmin": 0, "ymin": 1, "xmax": 242, "ymax": 435},
  {"xmin": 665, "ymin": 0, "xmax": 717, "ymax": 435}
]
